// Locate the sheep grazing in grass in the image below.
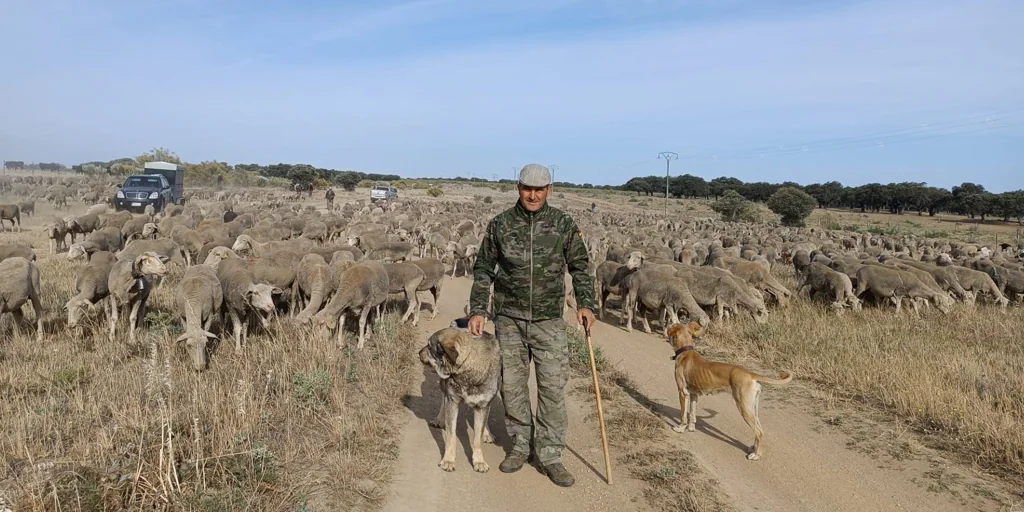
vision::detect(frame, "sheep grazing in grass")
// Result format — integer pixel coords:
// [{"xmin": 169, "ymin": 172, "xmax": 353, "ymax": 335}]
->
[
  {"xmin": 214, "ymin": 255, "xmax": 282, "ymax": 353},
  {"xmin": 17, "ymin": 200, "xmax": 34, "ymax": 217},
  {"xmin": 313, "ymin": 260, "xmax": 389, "ymax": 349},
  {"xmin": 293, "ymin": 253, "xmax": 332, "ymax": 324},
  {"xmin": 106, "ymin": 251, "xmax": 170, "ymax": 344},
  {"xmin": 0, "ymin": 257, "xmax": 44, "ymax": 342},
  {"xmin": 798, "ymin": 262, "xmax": 862, "ymax": 312},
  {"xmin": 65, "ymin": 251, "xmax": 117, "ymax": 332},
  {"xmin": 0, "ymin": 204, "xmax": 21, "ymax": 232},
  {"xmin": 175, "ymin": 265, "xmax": 223, "ymax": 371}
]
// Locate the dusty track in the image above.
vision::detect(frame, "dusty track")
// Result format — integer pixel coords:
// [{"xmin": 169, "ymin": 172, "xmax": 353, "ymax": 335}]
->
[{"xmin": 383, "ymin": 277, "xmax": 1011, "ymax": 512}]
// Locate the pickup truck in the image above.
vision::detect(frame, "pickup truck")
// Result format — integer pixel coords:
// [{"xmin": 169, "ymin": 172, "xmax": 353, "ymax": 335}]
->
[{"xmin": 370, "ymin": 183, "xmax": 398, "ymax": 202}]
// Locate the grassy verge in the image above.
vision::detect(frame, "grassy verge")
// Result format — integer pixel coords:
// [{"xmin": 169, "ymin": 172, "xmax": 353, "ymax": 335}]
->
[
  {"xmin": 0, "ymin": 247, "xmax": 419, "ymax": 510},
  {"xmin": 708, "ymin": 269, "xmax": 1024, "ymax": 489},
  {"xmin": 566, "ymin": 327, "xmax": 733, "ymax": 512}
]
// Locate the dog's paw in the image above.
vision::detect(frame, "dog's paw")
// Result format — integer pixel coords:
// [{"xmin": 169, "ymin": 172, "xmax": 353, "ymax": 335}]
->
[
  {"xmin": 746, "ymin": 452, "xmax": 761, "ymax": 461},
  {"xmin": 428, "ymin": 419, "xmax": 444, "ymax": 429},
  {"xmin": 672, "ymin": 424, "xmax": 686, "ymax": 434},
  {"xmin": 439, "ymin": 459, "xmax": 456, "ymax": 472},
  {"xmin": 473, "ymin": 460, "xmax": 490, "ymax": 473},
  {"xmin": 686, "ymin": 424, "xmax": 696, "ymax": 432},
  {"xmin": 482, "ymin": 431, "xmax": 495, "ymax": 444}
]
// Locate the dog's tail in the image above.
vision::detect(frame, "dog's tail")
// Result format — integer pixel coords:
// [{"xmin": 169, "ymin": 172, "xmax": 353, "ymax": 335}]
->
[{"xmin": 753, "ymin": 370, "xmax": 793, "ymax": 385}]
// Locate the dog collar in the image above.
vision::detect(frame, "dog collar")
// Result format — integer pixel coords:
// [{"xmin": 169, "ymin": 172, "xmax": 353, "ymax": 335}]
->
[{"xmin": 672, "ymin": 346, "xmax": 695, "ymax": 360}]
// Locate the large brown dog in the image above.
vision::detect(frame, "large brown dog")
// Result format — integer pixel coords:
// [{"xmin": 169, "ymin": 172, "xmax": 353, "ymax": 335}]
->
[{"xmin": 667, "ymin": 322, "xmax": 792, "ymax": 460}]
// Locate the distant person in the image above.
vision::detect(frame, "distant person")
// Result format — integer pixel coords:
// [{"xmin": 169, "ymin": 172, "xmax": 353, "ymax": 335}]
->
[
  {"xmin": 591, "ymin": 202, "xmax": 597, "ymax": 213},
  {"xmin": 325, "ymin": 187, "xmax": 336, "ymax": 210},
  {"xmin": 216, "ymin": 174, "xmax": 224, "ymax": 191}
]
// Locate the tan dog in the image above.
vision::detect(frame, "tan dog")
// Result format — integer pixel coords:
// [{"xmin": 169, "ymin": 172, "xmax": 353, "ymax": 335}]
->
[{"xmin": 667, "ymin": 322, "xmax": 792, "ymax": 460}]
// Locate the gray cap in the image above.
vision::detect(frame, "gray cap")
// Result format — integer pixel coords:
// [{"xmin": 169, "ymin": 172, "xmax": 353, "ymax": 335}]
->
[{"xmin": 518, "ymin": 164, "xmax": 552, "ymax": 187}]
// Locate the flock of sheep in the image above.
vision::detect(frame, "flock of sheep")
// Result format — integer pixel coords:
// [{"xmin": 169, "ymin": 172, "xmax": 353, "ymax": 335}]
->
[{"xmin": 0, "ymin": 175, "xmax": 1021, "ymax": 376}]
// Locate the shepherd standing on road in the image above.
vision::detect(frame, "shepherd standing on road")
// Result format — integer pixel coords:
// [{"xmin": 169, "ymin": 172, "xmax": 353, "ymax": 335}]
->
[{"xmin": 468, "ymin": 163, "xmax": 596, "ymax": 487}]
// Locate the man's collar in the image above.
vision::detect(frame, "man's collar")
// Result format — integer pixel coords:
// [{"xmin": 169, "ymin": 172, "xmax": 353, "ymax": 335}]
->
[{"xmin": 671, "ymin": 346, "xmax": 696, "ymax": 360}]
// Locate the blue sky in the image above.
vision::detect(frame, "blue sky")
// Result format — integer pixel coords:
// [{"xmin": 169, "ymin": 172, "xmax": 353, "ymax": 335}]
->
[{"xmin": 1, "ymin": 0, "xmax": 1021, "ymax": 191}]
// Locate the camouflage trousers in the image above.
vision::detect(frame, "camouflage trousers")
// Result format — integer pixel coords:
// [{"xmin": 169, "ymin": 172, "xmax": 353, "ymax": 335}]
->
[{"xmin": 495, "ymin": 315, "xmax": 571, "ymax": 465}]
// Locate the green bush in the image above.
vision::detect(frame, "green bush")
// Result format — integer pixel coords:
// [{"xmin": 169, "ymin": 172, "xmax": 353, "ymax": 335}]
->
[
  {"xmin": 710, "ymin": 190, "xmax": 754, "ymax": 222},
  {"xmin": 426, "ymin": 187, "xmax": 444, "ymax": 198},
  {"xmin": 767, "ymin": 187, "xmax": 817, "ymax": 227}
]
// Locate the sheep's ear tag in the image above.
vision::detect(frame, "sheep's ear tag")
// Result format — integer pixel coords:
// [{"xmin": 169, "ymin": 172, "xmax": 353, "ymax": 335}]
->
[{"xmin": 137, "ymin": 278, "xmax": 145, "ymax": 291}]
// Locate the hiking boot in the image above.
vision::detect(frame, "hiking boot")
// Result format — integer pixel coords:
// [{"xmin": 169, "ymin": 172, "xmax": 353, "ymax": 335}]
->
[
  {"xmin": 499, "ymin": 451, "xmax": 529, "ymax": 473},
  {"xmin": 541, "ymin": 463, "xmax": 575, "ymax": 487}
]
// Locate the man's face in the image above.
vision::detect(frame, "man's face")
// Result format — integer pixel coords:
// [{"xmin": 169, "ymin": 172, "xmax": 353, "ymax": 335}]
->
[{"xmin": 518, "ymin": 184, "xmax": 551, "ymax": 212}]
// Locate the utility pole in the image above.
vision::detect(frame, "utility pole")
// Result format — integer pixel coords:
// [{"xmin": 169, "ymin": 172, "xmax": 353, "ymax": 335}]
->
[
  {"xmin": 549, "ymin": 165, "xmax": 558, "ymax": 185},
  {"xmin": 658, "ymin": 152, "xmax": 678, "ymax": 215}
]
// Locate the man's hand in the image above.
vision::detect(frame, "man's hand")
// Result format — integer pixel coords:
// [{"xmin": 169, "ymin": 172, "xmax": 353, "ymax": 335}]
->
[
  {"xmin": 576, "ymin": 308, "xmax": 595, "ymax": 332},
  {"xmin": 468, "ymin": 315, "xmax": 486, "ymax": 336}
]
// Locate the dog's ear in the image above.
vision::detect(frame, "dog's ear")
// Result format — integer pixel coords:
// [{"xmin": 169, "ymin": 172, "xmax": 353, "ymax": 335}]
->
[
  {"xmin": 687, "ymin": 321, "xmax": 705, "ymax": 338},
  {"xmin": 438, "ymin": 330, "xmax": 466, "ymax": 366}
]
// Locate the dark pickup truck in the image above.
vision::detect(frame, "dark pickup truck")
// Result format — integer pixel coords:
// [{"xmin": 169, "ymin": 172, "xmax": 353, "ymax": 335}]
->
[{"xmin": 114, "ymin": 162, "xmax": 185, "ymax": 213}]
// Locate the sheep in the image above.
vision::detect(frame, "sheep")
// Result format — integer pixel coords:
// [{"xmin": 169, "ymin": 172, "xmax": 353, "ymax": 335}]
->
[
  {"xmin": 120, "ymin": 216, "xmax": 151, "ymax": 241},
  {"xmin": 175, "ymin": 265, "xmax": 223, "ymax": 371},
  {"xmin": 0, "ymin": 257, "xmax": 44, "ymax": 342},
  {"xmin": 446, "ymin": 240, "xmax": 478, "ymax": 278},
  {"xmin": 366, "ymin": 241, "xmax": 416, "ymax": 263},
  {"xmin": 118, "ymin": 238, "xmax": 187, "ymax": 268},
  {"xmin": 622, "ymin": 269, "xmax": 710, "ymax": 334},
  {"xmin": 383, "ymin": 262, "xmax": 426, "ymax": 325},
  {"xmin": 854, "ymin": 265, "xmax": 953, "ymax": 314},
  {"xmin": 711, "ymin": 256, "xmax": 792, "ymax": 306},
  {"xmin": 313, "ymin": 260, "xmax": 389, "ymax": 349},
  {"xmin": 293, "ymin": 253, "xmax": 332, "ymax": 323},
  {"xmin": 43, "ymin": 217, "xmax": 70, "ymax": 254},
  {"xmin": 170, "ymin": 225, "xmax": 203, "ymax": 266},
  {"xmin": 67, "ymin": 212, "xmax": 100, "ymax": 240},
  {"xmin": 107, "ymin": 251, "xmax": 170, "ymax": 343},
  {"xmin": 301, "ymin": 221, "xmax": 328, "ymax": 244},
  {"xmin": 888, "ymin": 258, "xmax": 969, "ymax": 302},
  {"xmin": 197, "ymin": 237, "xmax": 236, "ymax": 265},
  {"xmin": 68, "ymin": 227, "xmax": 123, "ymax": 261},
  {"xmin": 231, "ymin": 234, "xmax": 314, "ymax": 257},
  {"xmin": 65, "ymin": 251, "xmax": 117, "ymax": 331},
  {"xmin": 798, "ymin": 262, "xmax": 862, "ymax": 311},
  {"xmin": 937, "ymin": 263, "xmax": 1009, "ymax": 307},
  {"xmin": 17, "ymin": 200, "xmax": 34, "ymax": 217},
  {"xmin": 215, "ymin": 256, "xmax": 282, "ymax": 352},
  {"xmin": 0, "ymin": 204, "xmax": 21, "ymax": 232},
  {"xmin": 675, "ymin": 266, "xmax": 770, "ymax": 322},
  {"xmin": 408, "ymin": 258, "xmax": 445, "ymax": 320},
  {"xmin": 0, "ymin": 244, "xmax": 36, "ymax": 264},
  {"xmin": 594, "ymin": 259, "xmax": 629, "ymax": 321}
]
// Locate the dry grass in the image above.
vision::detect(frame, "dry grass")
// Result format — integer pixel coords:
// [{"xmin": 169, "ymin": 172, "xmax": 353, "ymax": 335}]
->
[
  {"xmin": 566, "ymin": 328, "xmax": 733, "ymax": 511},
  {"xmin": 706, "ymin": 268, "xmax": 1024, "ymax": 487},
  {"xmin": 0, "ymin": 212, "xmax": 421, "ymax": 511}
]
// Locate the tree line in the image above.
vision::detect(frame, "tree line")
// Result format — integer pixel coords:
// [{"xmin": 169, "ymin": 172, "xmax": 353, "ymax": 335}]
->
[
  {"xmin": 70, "ymin": 148, "xmax": 400, "ymax": 190},
  {"xmin": 622, "ymin": 174, "xmax": 1024, "ymax": 222}
]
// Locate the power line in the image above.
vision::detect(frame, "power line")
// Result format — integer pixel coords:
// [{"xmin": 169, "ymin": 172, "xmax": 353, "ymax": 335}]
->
[{"xmin": 658, "ymin": 152, "xmax": 677, "ymax": 215}]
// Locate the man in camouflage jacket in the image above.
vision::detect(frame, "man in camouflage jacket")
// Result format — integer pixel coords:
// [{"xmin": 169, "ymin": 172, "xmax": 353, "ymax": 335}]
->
[{"xmin": 468, "ymin": 164, "xmax": 596, "ymax": 487}]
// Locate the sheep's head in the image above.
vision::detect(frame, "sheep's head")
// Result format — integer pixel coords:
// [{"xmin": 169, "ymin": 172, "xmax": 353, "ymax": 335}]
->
[
  {"xmin": 245, "ymin": 283, "xmax": 282, "ymax": 317},
  {"xmin": 230, "ymin": 236, "xmax": 251, "ymax": 254},
  {"xmin": 65, "ymin": 297, "xmax": 99, "ymax": 328},
  {"xmin": 330, "ymin": 251, "xmax": 355, "ymax": 265},
  {"xmin": 43, "ymin": 223, "xmax": 58, "ymax": 237},
  {"xmin": 933, "ymin": 293, "xmax": 954, "ymax": 314},
  {"xmin": 346, "ymin": 235, "xmax": 360, "ymax": 247},
  {"xmin": 141, "ymin": 223, "xmax": 158, "ymax": 238},
  {"xmin": 625, "ymin": 251, "xmax": 644, "ymax": 270},
  {"xmin": 204, "ymin": 247, "xmax": 237, "ymax": 268},
  {"xmin": 465, "ymin": 244, "xmax": 480, "ymax": 258},
  {"xmin": 176, "ymin": 329, "xmax": 217, "ymax": 371},
  {"xmin": 135, "ymin": 251, "xmax": 169, "ymax": 277},
  {"xmin": 66, "ymin": 244, "xmax": 87, "ymax": 261}
]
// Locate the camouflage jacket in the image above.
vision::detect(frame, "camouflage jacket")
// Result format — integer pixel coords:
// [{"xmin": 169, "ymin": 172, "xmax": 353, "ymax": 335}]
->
[{"xmin": 469, "ymin": 200, "xmax": 595, "ymax": 322}]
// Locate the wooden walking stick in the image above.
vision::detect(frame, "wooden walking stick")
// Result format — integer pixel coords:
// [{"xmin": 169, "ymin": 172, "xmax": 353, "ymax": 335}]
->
[{"xmin": 583, "ymin": 317, "xmax": 613, "ymax": 484}]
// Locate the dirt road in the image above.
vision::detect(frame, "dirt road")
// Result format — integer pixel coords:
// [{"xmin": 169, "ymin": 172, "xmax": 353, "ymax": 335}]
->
[{"xmin": 383, "ymin": 277, "xmax": 1009, "ymax": 512}]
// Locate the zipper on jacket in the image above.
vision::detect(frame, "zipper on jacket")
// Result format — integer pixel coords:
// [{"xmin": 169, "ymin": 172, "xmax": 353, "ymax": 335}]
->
[{"xmin": 529, "ymin": 212, "xmax": 534, "ymax": 323}]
